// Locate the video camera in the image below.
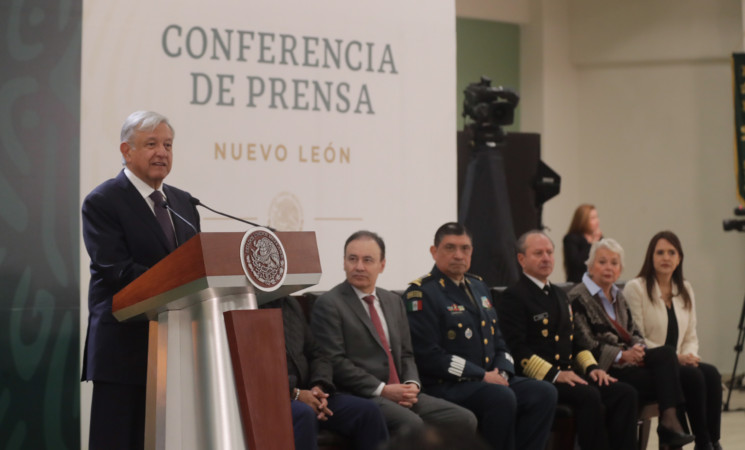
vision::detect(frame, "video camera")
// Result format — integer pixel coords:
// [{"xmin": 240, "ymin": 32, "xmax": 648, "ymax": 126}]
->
[{"xmin": 462, "ymin": 77, "xmax": 519, "ymax": 145}]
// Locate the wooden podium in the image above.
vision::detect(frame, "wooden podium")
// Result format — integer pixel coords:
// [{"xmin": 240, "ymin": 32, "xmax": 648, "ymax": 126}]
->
[{"xmin": 112, "ymin": 231, "xmax": 322, "ymax": 450}]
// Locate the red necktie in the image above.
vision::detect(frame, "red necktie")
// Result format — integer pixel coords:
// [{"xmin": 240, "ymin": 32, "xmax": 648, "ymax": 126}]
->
[{"xmin": 363, "ymin": 295, "xmax": 400, "ymax": 384}]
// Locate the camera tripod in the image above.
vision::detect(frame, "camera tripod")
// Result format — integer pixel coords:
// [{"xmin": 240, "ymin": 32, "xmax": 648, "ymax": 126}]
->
[{"xmin": 724, "ymin": 291, "xmax": 745, "ymax": 411}]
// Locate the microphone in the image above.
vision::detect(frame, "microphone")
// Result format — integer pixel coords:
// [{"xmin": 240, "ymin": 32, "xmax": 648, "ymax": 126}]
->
[
  {"xmin": 163, "ymin": 202, "xmax": 199, "ymax": 235},
  {"xmin": 189, "ymin": 197, "xmax": 275, "ymax": 232}
]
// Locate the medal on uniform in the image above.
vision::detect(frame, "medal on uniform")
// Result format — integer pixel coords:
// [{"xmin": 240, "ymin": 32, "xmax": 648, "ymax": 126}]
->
[{"xmin": 465, "ymin": 328, "xmax": 473, "ymax": 339}]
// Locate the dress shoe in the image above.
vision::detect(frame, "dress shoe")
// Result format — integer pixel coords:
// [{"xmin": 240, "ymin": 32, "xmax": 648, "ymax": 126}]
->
[{"xmin": 657, "ymin": 424, "xmax": 695, "ymax": 448}]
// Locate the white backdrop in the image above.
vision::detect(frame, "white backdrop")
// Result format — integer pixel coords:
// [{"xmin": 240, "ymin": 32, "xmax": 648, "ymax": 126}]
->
[
  {"xmin": 79, "ymin": 2, "xmax": 456, "ymax": 445},
  {"xmin": 80, "ymin": 0, "xmax": 456, "ymax": 291}
]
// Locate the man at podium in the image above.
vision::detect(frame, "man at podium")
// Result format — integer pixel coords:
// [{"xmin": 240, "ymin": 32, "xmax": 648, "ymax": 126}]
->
[{"xmin": 81, "ymin": 111, "xmax": 201, "ymax": 449}]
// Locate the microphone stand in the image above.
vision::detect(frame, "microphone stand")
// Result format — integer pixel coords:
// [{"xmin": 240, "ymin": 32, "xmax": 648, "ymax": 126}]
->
[
  {"xmin": 191, "ymin": 198, "xmax": 275, "ymax": 232},
  {"xmin": 724, "ymin": 291, "xmax": 745, "ymax": 412}
]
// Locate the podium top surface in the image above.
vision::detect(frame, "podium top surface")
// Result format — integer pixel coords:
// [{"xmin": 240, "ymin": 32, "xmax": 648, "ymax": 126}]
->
[{"xmin": 112, "ymin": 231, "xmax": 321, "ymax": 320}]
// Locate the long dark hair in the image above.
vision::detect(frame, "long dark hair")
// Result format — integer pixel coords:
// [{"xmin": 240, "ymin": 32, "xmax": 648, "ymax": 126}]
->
[{"xmin": 636, "ymin": 230, "xmax": 691, "ymax": 309}]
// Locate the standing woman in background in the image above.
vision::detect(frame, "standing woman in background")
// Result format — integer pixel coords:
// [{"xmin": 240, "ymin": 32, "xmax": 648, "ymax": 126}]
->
[
  {"xmin": 624, "ymin": 231, "xmax": 722, "ymax": 450},
  {"xmin": 563, "ymin": 204, "xmax": 602, "ymax": 283}
]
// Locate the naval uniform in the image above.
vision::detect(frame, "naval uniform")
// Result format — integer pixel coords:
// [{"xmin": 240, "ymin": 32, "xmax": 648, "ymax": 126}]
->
[
  {"xmin": 499, "ymin": 274, "xmax": 638, "ymax": 450},
  {"xmin": 404, "ymin": 266, "xmax": 557, "ymax": 450}
]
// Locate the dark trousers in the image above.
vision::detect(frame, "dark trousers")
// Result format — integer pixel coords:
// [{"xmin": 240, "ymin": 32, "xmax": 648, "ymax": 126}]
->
[
  {"xmin": 89, "ymin": 381, "xmax": 146, "ymax": 450},
  {"xmin": 291, "ymin": 393, "xmax": 389, "ymax": 450},
  {"xmin": 426, "ymin": 376, "xmax": 557, "ymax": 450},
  {"xmin": 555, "ymin": 380, "xmax": 638, "ymax": 450},
  {"xmin": 679, "ymin": 362, "xmax": 722, "ymax": 447},
  {"xmin": 608, "ymin": 346, "xmax": 684, "ymax": 411}
]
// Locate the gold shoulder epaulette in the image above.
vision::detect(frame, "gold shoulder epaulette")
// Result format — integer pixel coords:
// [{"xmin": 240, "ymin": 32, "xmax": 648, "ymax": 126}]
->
[
  {"xmin": 465, "ymin": 272, "xmax": 483, "ymax": 281},
  {"xmin": 409, "ymin": 273, "xmax": 432, "ymax": 287}
]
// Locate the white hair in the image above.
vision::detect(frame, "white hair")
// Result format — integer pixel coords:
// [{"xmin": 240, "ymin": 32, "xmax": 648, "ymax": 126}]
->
[
  {"xmin": 585, "ymin": 238, "xmax": 625, "ymax": 271},
  {"xmin": 120, "ymin": 110, "xmax": 174, "ymax": 144}
]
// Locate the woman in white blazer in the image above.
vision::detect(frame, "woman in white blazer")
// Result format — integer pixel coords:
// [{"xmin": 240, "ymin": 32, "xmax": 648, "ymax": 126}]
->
[{"xmin": 624, "ymin": 231, "xmax": 722, "ymax": 450}]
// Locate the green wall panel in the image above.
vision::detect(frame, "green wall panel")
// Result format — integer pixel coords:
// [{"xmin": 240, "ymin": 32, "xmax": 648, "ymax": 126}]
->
[
  {"xmin": 456, "ymin": 18, "xmax": 520, "ymax": 132},
  {"xmin": 0, "ymin": 1, "xmax": 82, "ymax": 448}
]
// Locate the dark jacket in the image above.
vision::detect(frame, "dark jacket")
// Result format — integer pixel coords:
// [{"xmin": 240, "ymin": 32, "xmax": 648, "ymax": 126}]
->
[
  {"xmin": 404, "ymin": 265, "xmax": 514, "ymax": 386},
  {"xmin": 81, "ymin": 170, "xmax": 200, "ymax": 384},
  {"xmin": 499, "ymin": 274, "xmax": 598, "ymax": 381},
  {"xmin": 262, "ymin": 296, "xmax": 335, "ymax": 395}
]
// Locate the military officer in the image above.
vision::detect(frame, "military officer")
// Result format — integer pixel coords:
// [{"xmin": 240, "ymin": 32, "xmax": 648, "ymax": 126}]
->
[
  {"xmin": 404, "ymin": 222, "xmax": 557, "ymax": 450},
  {"xmin": 498, "ymin": 230, "xmax": 638, "ymax": 450}
]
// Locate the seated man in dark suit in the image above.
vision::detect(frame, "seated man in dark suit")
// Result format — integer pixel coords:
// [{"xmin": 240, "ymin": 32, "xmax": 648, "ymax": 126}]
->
[
  {"xmin": 498, "ymin": 230, "xmax": 638, "ymax": 450},
  {"xmin": 261, "ymin": 296, "xmax": 388, "ymax": 450},
  {"xmin": 311, "ymin": 231, "xmax": 477, "ymax": 435},
  {"xmin": 404, "ymin": 223, "xmax": 557, "ymax": 450}
]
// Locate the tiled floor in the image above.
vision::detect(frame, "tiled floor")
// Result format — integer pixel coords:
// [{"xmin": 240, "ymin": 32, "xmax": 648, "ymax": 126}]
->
[{"xmin": 644, "ymin": 384, "xmax": 745, "ymax": 449}]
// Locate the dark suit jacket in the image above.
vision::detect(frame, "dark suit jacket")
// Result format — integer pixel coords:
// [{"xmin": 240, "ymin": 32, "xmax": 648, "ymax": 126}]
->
[
  {"xmin": 81, "ymin": 170, "xmax": 200, "ymax": 385},
  {"xmin": 403, "ymin": 266, "xmax": 514, "ymax": 386},
  {"xmin": 261, "ymin": 297, "xmax": 334, "ymax": 395},
  {"xmin": 311, "ymin": 281, "xmax": 419, "ymax": 396},
  {"xmin": 499, "ymin": 274, "xmax": 597, "ymax": 382},
  {"xmin": 563, "ymin": 233, "xmax": 591, "ymax": 283}
]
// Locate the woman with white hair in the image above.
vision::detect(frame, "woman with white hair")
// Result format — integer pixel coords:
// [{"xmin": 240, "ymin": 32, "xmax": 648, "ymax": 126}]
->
[{"xmin": 568, "ymin": 238, "xmax": 694, "ymax": 449}]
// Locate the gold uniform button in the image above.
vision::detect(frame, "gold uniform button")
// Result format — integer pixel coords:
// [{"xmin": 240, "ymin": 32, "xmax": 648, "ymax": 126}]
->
[
  {"xmin": 458, "ymin": 323, "xmax": 463, "ymax": 328},
  {"xmin": 570, "ymin": 335, "xmax": 574, "ymax": 340},
  {"xmin": 555, "ymin": 354, "xmax": 560, "ymax": 360},
  {"xmin": 569, "ymin": 354, "xmax": 573, "ymax": 360},
  {"xmin": 554, "ymin": 335, "xmax": 559, "ymax": 342},
  {"xmin": 481, "ymin": 320, "xmax": 486, "ymax": 326},
  {"xmin": 485, "ymin": 357, "xmax": 490, "ymax": 363},
  {"xmin": 543, "ymin": 318, "xmax": 549, "ymax": 325},
  {"xmin": 483, "ymin": 339, "xmax": 488, "ymax": 345}
]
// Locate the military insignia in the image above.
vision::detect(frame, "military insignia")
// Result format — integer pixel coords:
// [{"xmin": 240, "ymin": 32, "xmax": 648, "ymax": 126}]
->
[
  {"xmin": 481, "ymin": 297, "xmax": 492, "ymax": 309},
  {"xmin": 439, "ymin": 278, "xmax": 446, "ymax": 288},
  {"xmin": 491, "ymin": 326, "xmax": 495, "ymax": 335},
  {"xmin": 465, "ymin": 328, "xmax": 473, "ymax": 339},
  {"xmin": 533, "ymin": 312, "xmax": 548, "ymax": 322},
  {"xmin": 407, "ymin": 300, "xmax": 423, "ymax": 312},
  {"xmin": 409, "ymin": 273, "xmax": 431, "ymax": 287},
  {"xmin": 447, "ymin": 303, "xmax": 459, "ymax": 312},
  {"xmin": 541, "ymin": 329, "xmax": 548, "ymax": 337},
  {"xmin": 466, "ymin": 272, "xmax": 483, "ymax": 281},
  {"xmin": 406, "ymin": 290, "xmax": 423, "ymax": 299},
  {"xmin": 447, "ymin": 330, "xmax": 456, "ymax": 340}
]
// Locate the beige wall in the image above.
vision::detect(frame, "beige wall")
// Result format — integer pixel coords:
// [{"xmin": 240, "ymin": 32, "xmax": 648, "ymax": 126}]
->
[{"xmin": 516, "ymin": 0, "xmax": 744, "ymax": 370}]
